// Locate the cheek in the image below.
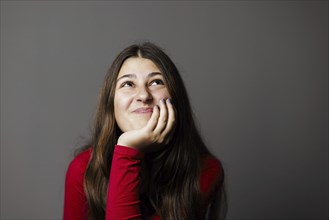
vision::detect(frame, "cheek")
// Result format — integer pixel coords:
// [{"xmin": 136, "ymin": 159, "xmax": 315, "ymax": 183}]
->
[
  {"xmin": 115, "ymin": 98, "xmax": 127, "ymax": 110},
  {"xmin": 114, "ymin": 93, "xmax": 132, "ymax": 118},
  {"xmin": 153, "ymin": 90, "xmax": 171, "ymax": 102},
  {"xmin": 114, "ymin": 94, "xmax": 134, "ymax": 132}
]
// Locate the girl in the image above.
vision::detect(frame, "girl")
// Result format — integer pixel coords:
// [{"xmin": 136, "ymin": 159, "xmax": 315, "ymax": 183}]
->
[{"xmin": 63, "ymin": 42, "xmax": 226, "ymax": 220}]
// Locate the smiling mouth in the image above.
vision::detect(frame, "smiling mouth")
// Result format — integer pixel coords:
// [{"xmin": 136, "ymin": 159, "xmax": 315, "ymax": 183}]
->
[{"xmin": 133, "ymin": 107, "xmax": 153, "ymax": 114}]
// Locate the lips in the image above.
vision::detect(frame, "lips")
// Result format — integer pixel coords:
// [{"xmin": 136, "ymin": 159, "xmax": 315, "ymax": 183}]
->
[{"xmin": 133, "ymin": 107, "xmax": 154, "ymax": 114}]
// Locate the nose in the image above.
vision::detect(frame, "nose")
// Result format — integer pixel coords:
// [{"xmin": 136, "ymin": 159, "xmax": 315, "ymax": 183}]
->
[{"xmin": 135, "ymin": 86, "xmax": 152, "ymax": 102}]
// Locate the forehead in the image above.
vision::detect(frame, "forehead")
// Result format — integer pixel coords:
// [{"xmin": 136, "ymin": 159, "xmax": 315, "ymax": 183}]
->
[{"xmin": 117, "ymin": 57, "xmax": 161, "ymax": 78}]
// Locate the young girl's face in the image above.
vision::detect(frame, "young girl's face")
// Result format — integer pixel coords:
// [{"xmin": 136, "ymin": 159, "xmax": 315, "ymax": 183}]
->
[{"xmin": 114, "ymin": 57, "xmax": 171, "ymax": 132}]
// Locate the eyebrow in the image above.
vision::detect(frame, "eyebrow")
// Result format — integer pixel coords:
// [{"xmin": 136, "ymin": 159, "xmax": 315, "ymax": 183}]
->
[{"xmin": 117, "ymin": 72, "xmax": 162, "ymax": 81}]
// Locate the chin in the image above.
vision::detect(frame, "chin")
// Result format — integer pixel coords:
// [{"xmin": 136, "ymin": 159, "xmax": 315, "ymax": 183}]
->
[
  {"xmin": 133, "ymin": 123, "xmax": 148, "ymax": 130},
  {"xmin": 130, "ymin": 118, "xmax": 149, "ymax": 130}
]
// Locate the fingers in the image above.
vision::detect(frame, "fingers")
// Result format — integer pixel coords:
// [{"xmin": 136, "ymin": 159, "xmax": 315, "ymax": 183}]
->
[
  {"xmin": 145, "ymin": 105, "xmax": 160, "ymax": 131},
  {"xmin": 162, "ymin": 98, "xmax": 175, "ymax": 137},
  {"xmin": 145, "ymin": 98, "xmax": 176, "ymax": 145},
  {"xmin": 154, "ymin": 99, "xmax": 169, "ymax": 134}
]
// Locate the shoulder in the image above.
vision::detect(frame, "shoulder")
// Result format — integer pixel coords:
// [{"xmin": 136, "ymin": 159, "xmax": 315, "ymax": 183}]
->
[
  {"xmin": 64, "ymin": 148, "xmax": 92, "ymax": 218},
  {"xmin": 65, "ymin": 148, "xmax": 92, "ymax": 183},
  {"xmin": 199, "ymin": 155, "xmax": 224, "ymax": 201},
  {"xmin": 201, "ymin": 155, "xmax": 223, "ymax": 174}
]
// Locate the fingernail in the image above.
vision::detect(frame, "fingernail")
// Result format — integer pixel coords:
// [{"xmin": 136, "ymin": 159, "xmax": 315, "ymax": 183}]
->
[
  {"xmin": 161, "ymin": 99, "xmax": 166, "ymax": 103},
  {"xmin": 168, "ymin": 98, "xmax": 173, "ymax": 104}
]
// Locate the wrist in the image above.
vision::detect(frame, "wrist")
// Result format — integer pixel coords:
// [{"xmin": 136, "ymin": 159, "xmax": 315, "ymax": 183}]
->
[
  {"xmin": 114, "ymin": 145, "xmax": 144, "ymax": 159},
  {"xmin": 117, "ymin": 137, "xmax": 135, "ymax": 149}
]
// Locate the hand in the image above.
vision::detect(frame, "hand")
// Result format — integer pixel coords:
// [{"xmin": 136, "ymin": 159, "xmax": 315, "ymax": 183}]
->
[{"xmin": 117, "ymin": 98, "xmax": 175, "ymax": 152}]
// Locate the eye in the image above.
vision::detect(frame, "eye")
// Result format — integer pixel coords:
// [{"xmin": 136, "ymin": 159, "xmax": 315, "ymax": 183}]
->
[
  {"xmin": 150, "ymin": 79, "xmax": 164, "ymax": 86},
  {"xmin": 120, "ymin": 81, "xmax": 134, "ymax": 88}
]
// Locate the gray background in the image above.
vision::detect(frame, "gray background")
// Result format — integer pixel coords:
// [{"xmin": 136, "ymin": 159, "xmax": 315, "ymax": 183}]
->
[{"xmin": 1, "ymin": 1, "xmax": 328, "ymax": 219}]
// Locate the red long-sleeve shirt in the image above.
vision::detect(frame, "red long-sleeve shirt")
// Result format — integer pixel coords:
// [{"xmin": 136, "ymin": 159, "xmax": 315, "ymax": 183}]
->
[{"xmin": 63, "ymin": 145, "xmax": 223, "ymax": 220}]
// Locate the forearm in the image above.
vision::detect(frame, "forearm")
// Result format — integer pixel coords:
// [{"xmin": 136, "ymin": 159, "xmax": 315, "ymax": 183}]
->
[{"xmin": 106, "ymin": 145, "xmax": 144, "ymax": 220}]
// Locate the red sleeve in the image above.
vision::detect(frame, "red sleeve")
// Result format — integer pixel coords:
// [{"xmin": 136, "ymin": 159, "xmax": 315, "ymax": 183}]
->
[
  {"xmin": 106, "ymin": 145, "xmax": 144, "ymax": 220},
  {"xmin": 63, "ymin": 149, "xmax": 91, "ymax": 220},
  {"xmin": 199, "ymin": 156, "xmax": 224, "ymax": 206}
]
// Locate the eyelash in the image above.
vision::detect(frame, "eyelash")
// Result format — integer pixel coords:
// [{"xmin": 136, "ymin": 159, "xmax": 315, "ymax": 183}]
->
[
  {"xmin": 150, "ymin": 79, "xmax": 164, "ymax": 86},
  {"xmin": 120, "ymin": 79, "xmax": 164, "ymax": 88},
  {"xmin": 121, "ymin": 81, "xmax": 134, "ymax": 88}
]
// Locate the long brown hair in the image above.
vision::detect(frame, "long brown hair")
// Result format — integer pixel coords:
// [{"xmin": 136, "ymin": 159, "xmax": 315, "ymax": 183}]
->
[{"xmin": 80, "ymin": 42, "xmax": 225, "ymax": 219}]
